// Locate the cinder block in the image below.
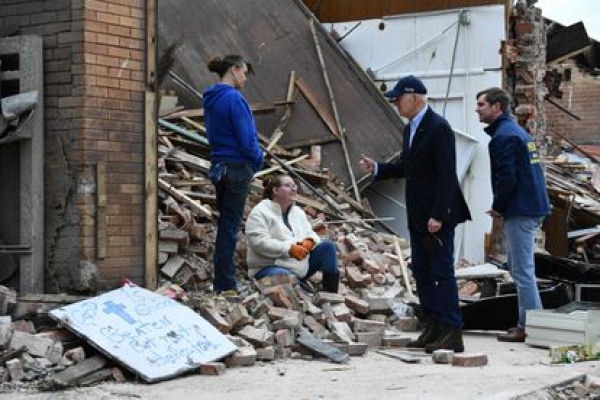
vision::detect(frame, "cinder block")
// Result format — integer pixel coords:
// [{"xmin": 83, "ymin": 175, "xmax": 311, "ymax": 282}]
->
[{"xmin": 432, "ymin": 349, "xmax": 455, "ymax": 364}]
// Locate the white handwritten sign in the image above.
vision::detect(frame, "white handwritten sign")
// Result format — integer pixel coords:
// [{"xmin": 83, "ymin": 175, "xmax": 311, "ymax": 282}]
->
[{"xmin": 49, "ymin": 286, "xmax": 236, "ymax": 382}]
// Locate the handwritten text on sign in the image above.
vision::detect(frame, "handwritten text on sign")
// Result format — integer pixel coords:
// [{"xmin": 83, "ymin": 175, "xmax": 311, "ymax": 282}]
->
[{"xmin": 50, "ymin": 286, "xmax": 236, "ymax": 382}]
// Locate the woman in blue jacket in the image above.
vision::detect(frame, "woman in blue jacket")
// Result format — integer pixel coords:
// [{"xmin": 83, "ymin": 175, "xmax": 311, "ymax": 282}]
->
[{"xmin": 203, "ymin": 55, "xmax": 264, "ymax": 295}]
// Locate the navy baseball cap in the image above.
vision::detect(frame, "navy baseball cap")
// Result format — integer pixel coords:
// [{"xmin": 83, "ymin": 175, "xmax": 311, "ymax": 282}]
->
[{"xmin": 384, "ymin": 75, "xmax": 427, "ymax": 101}]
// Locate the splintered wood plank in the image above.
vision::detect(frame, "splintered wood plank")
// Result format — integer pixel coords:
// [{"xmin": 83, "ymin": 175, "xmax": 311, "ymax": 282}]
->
[
  {"xmin": 294, "ymin": 193, "xmax": 327, "ymax": 212},
  {"xmin": 289, "ymin": 167, "xmax": 329, "ymax": 187},
  {"xmin": 163, "ymin": 102, "xmax": 292, "ymax": 120},
  {"xmin": 327, "ymin": 181, "xmax": 373, "ymax": 217},
  {"xmin": 266, "ymin": 128, "xmax": 284, "ymax": 152},
  {"xmin": 254, "ymin": 154, "xmax": 309, "ymax": 178},
  {"xmin": 158, "ymin": 178, "xmax": 212, "ymax": 219},
  {"xmin": 96, "ymin": 163, "xmax": 107, "ymax": 259},
  {"xmin": 161, "ymin": 147, "xmax": 211, "ymax": 172},
  {"xmin": 394, "ymin": 237, "xmax": 414, "ymax": 298}
]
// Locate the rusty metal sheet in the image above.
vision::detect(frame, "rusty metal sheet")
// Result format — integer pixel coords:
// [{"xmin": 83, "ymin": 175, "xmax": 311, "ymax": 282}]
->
[{"xmin": 158, "ymin": 0, "xmax": 404, "ymax": 189}]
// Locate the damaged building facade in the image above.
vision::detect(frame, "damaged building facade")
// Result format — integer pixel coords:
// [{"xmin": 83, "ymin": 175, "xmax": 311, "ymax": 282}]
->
[{"xmin": 0, "ymin": 0, "xmax": 156, "ymax": 293}]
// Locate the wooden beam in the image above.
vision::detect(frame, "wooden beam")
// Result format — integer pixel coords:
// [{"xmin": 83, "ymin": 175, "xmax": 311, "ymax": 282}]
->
[
  {"xmin": 277, "ymin": 70, "xmax": 297, "ymax": 132},
  {"xmin": 162, "ymin": 101, "xmax": 293, "ymax": 120},
  {"xmin": 549, "ymin": 128, "xmax": 598, "ymax": 165},
  {"xmin": 96, "ymin": 163, "xmax": 106, "ymax": 259},
  {"xmin": 295, "ymin": 193, "xmax": 328, "ymax": 212},
  {"xmin": 158, "ymin": 178, "xmax": 213, "ymax": 219},
  {"xmin": 181, "ymin": 115, "xmax": 208, "ymax": 133},
  {"xmin": 394, "ymin": 237, "xmax": 413, "ymax": 298},
  {"xmin": 254, "ymin": 154, "xmax": 309, "ymax": 178},
  {"xmin": 279, "ymin": 135, "xmax": 339, "ymax": 149},
  {"xmin": 289, "ymin": 167, "xmax": 330, "ymax": 187},
  {"xmin": 266, "ymin": 129, "xmax": 284, "ymax": 152},
  {"xmin": 309, "ymin": 18, "xmax": 361, "ymax": 203},
  {"xmin": 295, "ymin": 76, "xmax": 340, "ymax": 140},
  {"xmin": 145, "ymin": 0, "xmax": 158, "ymax": 290}
]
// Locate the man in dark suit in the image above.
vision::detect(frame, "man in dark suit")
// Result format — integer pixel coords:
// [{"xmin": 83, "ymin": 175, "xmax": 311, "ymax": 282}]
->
[{"xmin": 359, "ymin": 75, "xmax": 471, "ymax": 353}]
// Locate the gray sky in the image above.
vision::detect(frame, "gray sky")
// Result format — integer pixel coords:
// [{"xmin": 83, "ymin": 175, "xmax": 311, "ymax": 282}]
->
[{"xmin": 536, "ymin": 0, "xmax": 600, "ymax": 39}]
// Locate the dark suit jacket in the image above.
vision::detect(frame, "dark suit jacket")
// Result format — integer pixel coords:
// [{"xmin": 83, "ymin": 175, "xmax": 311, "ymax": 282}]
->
[{"xmin": 376, "ymin": 106, "xmax": 471, "ymax": 234}]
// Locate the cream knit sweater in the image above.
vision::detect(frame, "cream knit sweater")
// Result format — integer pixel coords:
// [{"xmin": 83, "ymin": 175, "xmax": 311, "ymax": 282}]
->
[{"xmin": 245, "ymin": 199, "xmax": 320, "ymax": 278}]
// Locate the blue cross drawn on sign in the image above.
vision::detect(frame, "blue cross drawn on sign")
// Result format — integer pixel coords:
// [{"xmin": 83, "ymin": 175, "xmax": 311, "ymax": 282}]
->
[{"xmin": 103, "ymin": 300, "xmax": 136, "ymax": 324}]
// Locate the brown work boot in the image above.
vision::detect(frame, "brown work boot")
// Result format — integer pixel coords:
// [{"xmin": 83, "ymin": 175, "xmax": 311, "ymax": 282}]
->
[
  {"xmin": 425, "ymin": 325, "xmax": 464, "ymax": 353},
  {"xmin": 497, "ymin": 327, "xmax": 526, "ymax": 342},
  {"xmin": 406, "ymin": 320, "xmax": 441, "ymax": 348}
]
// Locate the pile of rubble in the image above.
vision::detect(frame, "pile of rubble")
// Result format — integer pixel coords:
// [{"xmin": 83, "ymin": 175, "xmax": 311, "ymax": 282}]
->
[
  {"xmin": 0, "ymin": 106, "xmax": 431, "ymax": 390},
  {"xmin": 2, "ymin": 101, "xmax": 600, "ymax": 393}
]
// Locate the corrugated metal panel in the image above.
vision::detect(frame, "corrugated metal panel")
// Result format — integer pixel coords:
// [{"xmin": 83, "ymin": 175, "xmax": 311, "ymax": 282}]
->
[
  {"xmin": 303, "ymin": 0, "xmax": 506, "ymax": 22},
  {"xmin": 159, "ymin": 0, "xmax": 404, "ymax": 189}
]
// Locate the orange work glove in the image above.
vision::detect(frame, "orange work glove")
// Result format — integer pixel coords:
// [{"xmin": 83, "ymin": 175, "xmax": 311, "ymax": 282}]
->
[
  {"xmin": 289, "ymin": 244, "xmax": 309, "ymax": 261},
  {"xmin": 300, "ymin": 238, "xmax": 315, "ymax": 252}
]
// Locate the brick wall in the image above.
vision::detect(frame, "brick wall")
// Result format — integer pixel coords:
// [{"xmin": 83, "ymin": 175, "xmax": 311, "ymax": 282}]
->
[
  {"xmin": 0, "ymin": 0, "xmax": 147, "ymax": 292},
  {"xmin": 546, "ymin": 62, "xmax": 600, "ymax": 144}
]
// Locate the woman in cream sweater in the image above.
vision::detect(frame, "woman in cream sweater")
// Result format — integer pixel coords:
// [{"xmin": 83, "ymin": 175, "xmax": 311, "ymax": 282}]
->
[{"xmin": 245, "ymin": 174, "xmax": 340, "ymax": 293}]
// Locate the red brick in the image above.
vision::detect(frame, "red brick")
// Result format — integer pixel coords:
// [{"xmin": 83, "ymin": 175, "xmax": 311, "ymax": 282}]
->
[
  {"xmin": 198, "ymin": 362, "xmax": 227, "ymax": 376},
  {"xmin": 452, "ymin": 353, "xmax": 488, "ymax": 367}
]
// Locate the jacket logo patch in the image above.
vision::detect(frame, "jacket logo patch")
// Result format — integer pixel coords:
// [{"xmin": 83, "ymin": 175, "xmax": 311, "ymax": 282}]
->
[{"xmin": 528, "ymin": 142, "xmax": 540, "ymax": 164}]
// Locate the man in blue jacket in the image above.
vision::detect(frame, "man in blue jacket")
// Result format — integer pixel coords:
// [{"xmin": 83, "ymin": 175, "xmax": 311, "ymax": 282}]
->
[
  {"xmin": 360, "ymin": 75, "xmax": 471, "ymax": 353},
  {"xmin": 476, "ymin": 87, "xmax": 551, "ymax": 342}
]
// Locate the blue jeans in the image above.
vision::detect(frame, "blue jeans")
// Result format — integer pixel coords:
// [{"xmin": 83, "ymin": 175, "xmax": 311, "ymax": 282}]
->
[
  {"xmin": 212, "ymin": 162, "xmax": 254, "ymax": 292},
  {"xmin": 410, "ymin": 227, "xmax": 462, "ymax": 328},
  {"xmin": 503, "ymin": 216, "xmax": 544, "ymax": 328},
  {"xmin": 254, "ymin": 241, "xmax": 339, "ymax": 281}
]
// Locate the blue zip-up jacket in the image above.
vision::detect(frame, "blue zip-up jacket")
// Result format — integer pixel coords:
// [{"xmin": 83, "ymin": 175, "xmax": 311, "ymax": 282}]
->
[
  {"xmin": 485, "ymin": 113, "xmax": 550, "ymax": 218},
  {"xmin": 203, "ymin": 83, "xmax": 264, "ymax": 172}
]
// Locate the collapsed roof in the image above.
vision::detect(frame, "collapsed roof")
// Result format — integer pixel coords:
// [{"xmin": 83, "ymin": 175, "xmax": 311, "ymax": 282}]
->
[{"xmin": 158, "ymin": 0, "xmax": 405, "ymax": 192}]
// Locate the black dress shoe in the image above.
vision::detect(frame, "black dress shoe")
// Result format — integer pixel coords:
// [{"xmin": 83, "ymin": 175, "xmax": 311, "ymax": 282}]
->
[
  {"xmin": 406, "ymin": 321, "xmax": 441, "ymax": 348},
  {"xmin": 425, "ymin": 325, "xmax": 464, "ymax": 353},
  {"xmin": 497, "ymin": 327, "xmax": 526, "ymax": 342}
]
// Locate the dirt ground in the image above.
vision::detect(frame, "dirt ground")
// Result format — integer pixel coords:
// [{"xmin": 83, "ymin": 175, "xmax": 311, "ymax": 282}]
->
[{"xmin": 7, "ymin": 330, "xmax": 600, "ymax": 400}]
